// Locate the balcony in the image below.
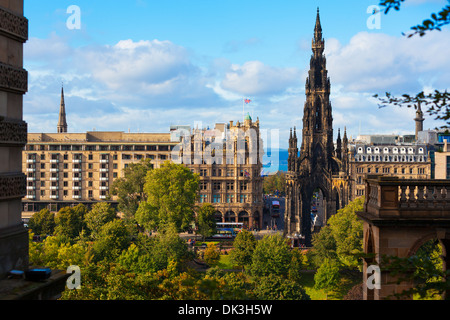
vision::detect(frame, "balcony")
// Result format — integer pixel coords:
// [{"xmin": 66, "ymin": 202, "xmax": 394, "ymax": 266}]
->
[
  {"xmin": 72, "ymin": 195, "xmax": 81, "ymax": 200},
  {"xmin": 100, "ymin": 159, "xmax": 109, "ymax": 163},
  {"xmin": 26, "ymin": 177, "xmax": 35, "ymax": 181},
  {"xmin": 72, "ymin": 159, "xmax": 82, "ymax": 163},
  {"xmin": 72, "ymin": 168, "xmax": 81, "ymax": 172},
  {"xmin": 100, "ymin": 168, "xmax": 109, "ymax": 172},
  {"xmin": 50, "ymin": 195, "xmax": 58, "ymax": 199},
  {"xmin": 99, "ymin": 186, "xmax": 109, "ymax": 190},
  {"xmin": 100, "ymin": 177, "xmax": 109, "ymax": 181},
  {"xmin": 99, "ymin": 195, "xmax": 107, "ymax": 200},
  {"xmin": 26, "ymin": 186, "xmax": 35, "ymax": 190},
  {"xmin": 50, "ymin": 186, "xmax": 59, "ymax": 190},
  {"xmin": 26, "ymin": 168, "xmax": 35, "ymax": 172},
  {"xmin": 50, "ymin": 159, "xmax": 59, "ymax": 163},
  {"xmin": 26, "ymin": 159, "xmax": 36, "ymax": 163},
  {"xmin": 72, "ymin": 177, "xmax": 82, "ymax": 181},
  {"xmin": 72, "ymin": 186, "xmax": 82, "ymax": 190},
  {"xmin": 50, "ymin": 168, "xmax": 59, "ymax": 172},
  {"xmin": 50, "ymin": 177, "xmax": 59, "ymax": 181},
  {"xmin": 359, "ymin": 175, "xmax": 450, "ymax": 221}
]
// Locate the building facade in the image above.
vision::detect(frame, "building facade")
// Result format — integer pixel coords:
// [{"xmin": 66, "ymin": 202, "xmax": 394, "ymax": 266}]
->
[
  {"xmin": 350, "ymin": 143, "xmax": 432, "ymax": 199},
  {"xmin": 22, "ymin": 90, "xmax": 264, "ymax": 229},
  {"xmin": 174, "ymin": 116, "xmax": 264, "ymax": 229}
]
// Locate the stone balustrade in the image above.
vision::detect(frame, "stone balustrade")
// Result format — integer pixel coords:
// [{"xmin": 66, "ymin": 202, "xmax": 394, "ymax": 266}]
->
[{"xmin": 364, "ymin": 175, "xmax": 450, "ymax": 218}]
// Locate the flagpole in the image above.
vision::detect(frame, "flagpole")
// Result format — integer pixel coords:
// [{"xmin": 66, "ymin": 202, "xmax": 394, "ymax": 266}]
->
[{"xmin": 243, "ymin": 97, "xmax": 245, "ymax": 122}]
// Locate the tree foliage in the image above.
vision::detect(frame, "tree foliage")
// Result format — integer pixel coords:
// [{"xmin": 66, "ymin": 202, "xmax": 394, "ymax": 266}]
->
[
  {"xmin": 250, "ymin": 234, "xmax": 292, "ymax": 277},
  {"xmin": 54, "ymin": 204, "xmax": 88, "ymax": 239},
  {"xmin": 309, "ymin": 197, "xmax": 364, "ymax": 270},
  {"xmin": 110, "ymin": 158, "xmax": 153, "ymax": 220},
  {"xmin": 195, "ymin": 203, "xmax": 217, "ymax": 241},
  {"xmin": 263, "ymin": 171, "xmax": 286, "ymax": 196},
  {"xmin": 229, "ymin": 230, "xmax": 257, "ymax": 271},
  {"xmin": 84, "ymin": 202, "xmax": 117, "ymax": 239},
  {"xmin": 28, "ymin": 208, "xmax": 55, "ymax": 236},
  {"xmin": 314, "ymin": 258, "xmax": 341, "ymax": 300},
  {"xmin": 379, "ymin": 0, "xmax": 450, "ymax": 37},
  {"xmin": 135, "ymin": 161, "xmax": 199, "ymax": 232},
  {"xmin": 374, "ymin": 91, "xmax": 450, "ymax": 129}
]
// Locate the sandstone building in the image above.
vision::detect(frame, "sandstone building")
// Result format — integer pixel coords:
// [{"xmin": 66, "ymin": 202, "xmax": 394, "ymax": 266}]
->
[{"xmin": 22, "ymin": 89, "xmax": 264, "ymax": 229}]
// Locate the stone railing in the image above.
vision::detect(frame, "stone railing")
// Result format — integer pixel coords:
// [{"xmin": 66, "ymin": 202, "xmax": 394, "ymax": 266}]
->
[{"xmin": 364, "ymin": 175, "xmax": 450, "ymax": 218}]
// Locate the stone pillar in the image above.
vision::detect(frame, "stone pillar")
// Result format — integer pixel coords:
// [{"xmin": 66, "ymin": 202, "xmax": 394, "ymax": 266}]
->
[{"xmin": 0, "ymin": 0, "xmax": 29, "ymax": 278}]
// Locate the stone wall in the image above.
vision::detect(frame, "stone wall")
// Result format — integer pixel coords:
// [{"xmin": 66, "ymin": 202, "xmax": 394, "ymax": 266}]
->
[{"xmin": 0, "ymin": 0, "xmax": 28, "ymax": 278}]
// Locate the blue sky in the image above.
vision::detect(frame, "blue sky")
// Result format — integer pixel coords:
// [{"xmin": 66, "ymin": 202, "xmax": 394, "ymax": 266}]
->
[{"xmin": 23, "ymin": 0, "xmax": 450, "ymax": 148}]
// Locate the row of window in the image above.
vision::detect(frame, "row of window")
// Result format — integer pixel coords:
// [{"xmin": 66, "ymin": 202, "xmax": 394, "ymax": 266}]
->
[
  {"xmin": 196, "ymin": 168, "xmax": 256, "ymax": 178},
  {"xmin": 356, "ymin": 166, "xmax": 426, "ymax": 175},
  {"xmin": 199, "ymin": 194, "xmax": 257, "ymax": 204},
  {"xmin": 27, "ymin": 189, "xmax": 108, "ymax": 198},
  {"xmin": 357, "ymin": 146, "xmax": 424, "ymax": 154},
  {"xmin": 200, "ymin": 181, "xmax": 252, "ymax": 191},
  {"xmin": 355, "ymin": 155, "xmax": 426, "ymax": 162},
  {"xmin": 26, "ymin": 144, "xmax": 173, "ymax": 152},
  {"xmin": 27, "ymin": 153, "xmax": 166, "ymax": 161}
]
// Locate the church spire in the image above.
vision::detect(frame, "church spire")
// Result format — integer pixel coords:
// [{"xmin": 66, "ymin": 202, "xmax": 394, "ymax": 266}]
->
[
  {"xmin": 312, "ymin": 7, "xmax": 324, "ymax": 57},
  {"xmin": 57, "ymin": 85, "xmax": 68, "ymax": 133}
]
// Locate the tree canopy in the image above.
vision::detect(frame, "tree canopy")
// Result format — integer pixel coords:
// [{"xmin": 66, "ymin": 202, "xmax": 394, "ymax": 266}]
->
[{"xmin": 135, "ymin": 161, "xmax": 200, "ymax": 232}]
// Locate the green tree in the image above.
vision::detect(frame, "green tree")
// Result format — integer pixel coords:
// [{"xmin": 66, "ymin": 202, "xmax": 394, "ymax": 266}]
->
[
  {"xmin": 309, "ymin": 197, "xmax": 364, "ymax": 270},
  {"xmin": 229, "ymin": 230, "xmax": 256, "ymax": 271},
  {"xmin": 54, "ymin": 204, "xmax": 87, "ymax": 239},
  {"xmin": 250, "ymin": 234, "xmax": 292, "ymax": 277},
  {"xmin": 314, "ymin": 258, "xmax": 341, "ymax": 300},
  {"xmin": 204, "ymin": 243, "xmax": 220, "ymax": 267},
  {"xmin": 327, "ymin": 196, "xmax": 364, "ymax": 269},
  {"xmin": 135, "ymin": 161, "xmax": 199, "ymax": 231},
  {"xmin": 28, "ymin": 208, "xmax": 55, "ymax": 236},
  {"xmin": 255, "ymin": 275, "xmax": 310, "ymax": 300},
  {"xmin": 195, "ymin": 203, "xmax": 217, "ymax": 241},
  {"xmin": 84, "ymin": 202, "xmax": 117, "ymax": 239},
  {"xmin": 110, "ymin": 158, "xmax": 153, "ymax": 221},
  {"xmin": 92, "ymin": 219, "xmax": 131, "ymax": 263},
  {"xmin": 263, "ymin": 171, "xmax": 286, "ymax": 196}
]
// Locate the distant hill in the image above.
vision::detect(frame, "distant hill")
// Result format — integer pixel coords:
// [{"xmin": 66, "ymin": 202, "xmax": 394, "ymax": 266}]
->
[{"xmin": 262, "ymin": 148, "xmax": 288, "ymax": 175}]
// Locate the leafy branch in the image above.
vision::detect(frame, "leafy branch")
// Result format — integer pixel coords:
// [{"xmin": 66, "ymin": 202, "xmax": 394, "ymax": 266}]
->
[
  {"xmin": 373, "ymin": 90, "xmax": 450, "ymax": 129},
  {"xmin": 379, "ymin": 0, "xmax": 450, "ymax": 37}
]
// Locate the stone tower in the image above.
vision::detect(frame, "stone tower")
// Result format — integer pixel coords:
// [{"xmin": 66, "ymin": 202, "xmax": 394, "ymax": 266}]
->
[
  {"xmin": 285, "ymin": 8, "xmax": 350, "ymax": 246},
  {"xmin": 414, "ymin": 101, "xmax": 424, "ymax": 141},
  {"xmin": 57, "ymin": 86, "xmax": 67, "ymax": 133}
]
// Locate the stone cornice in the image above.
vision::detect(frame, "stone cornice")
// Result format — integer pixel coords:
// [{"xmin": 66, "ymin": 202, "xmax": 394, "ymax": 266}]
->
[
  {"xmin": 0, "ymin": 6, "xmax": 28, "ymax": 42},
  {"xmin": 0, "ymin": 172, "xmax": 26, "ymax": 201},
  {"xmin": 0, "ymin": 116, "xmax": 27, "ymax": 146}
]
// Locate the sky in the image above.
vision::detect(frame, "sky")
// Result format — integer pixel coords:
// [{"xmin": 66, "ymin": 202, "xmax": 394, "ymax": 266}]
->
[{"xmin": 23, "ymin": 0, "xmax": 450, "ymax": 149}]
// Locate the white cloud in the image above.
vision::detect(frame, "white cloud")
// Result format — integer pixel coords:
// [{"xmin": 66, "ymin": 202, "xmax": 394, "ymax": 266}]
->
[
  {"xmin": 326, "ymin": 30, "xmax": 450, "ymax": 93},
  {"xmin": 220, "ymin": 61, "xmax": 301, "ymax": 96}
]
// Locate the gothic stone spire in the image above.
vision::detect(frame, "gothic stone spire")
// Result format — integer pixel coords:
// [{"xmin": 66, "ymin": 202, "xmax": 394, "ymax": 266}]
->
[{"xmin": 57, "ymin": 85, "xmax": 68, "ymax": 133}]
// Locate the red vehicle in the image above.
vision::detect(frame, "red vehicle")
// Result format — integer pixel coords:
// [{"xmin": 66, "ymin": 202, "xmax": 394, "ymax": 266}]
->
[{"xmin": 271, "ymin": 200, "xmax": 280, "ymax": 218}]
